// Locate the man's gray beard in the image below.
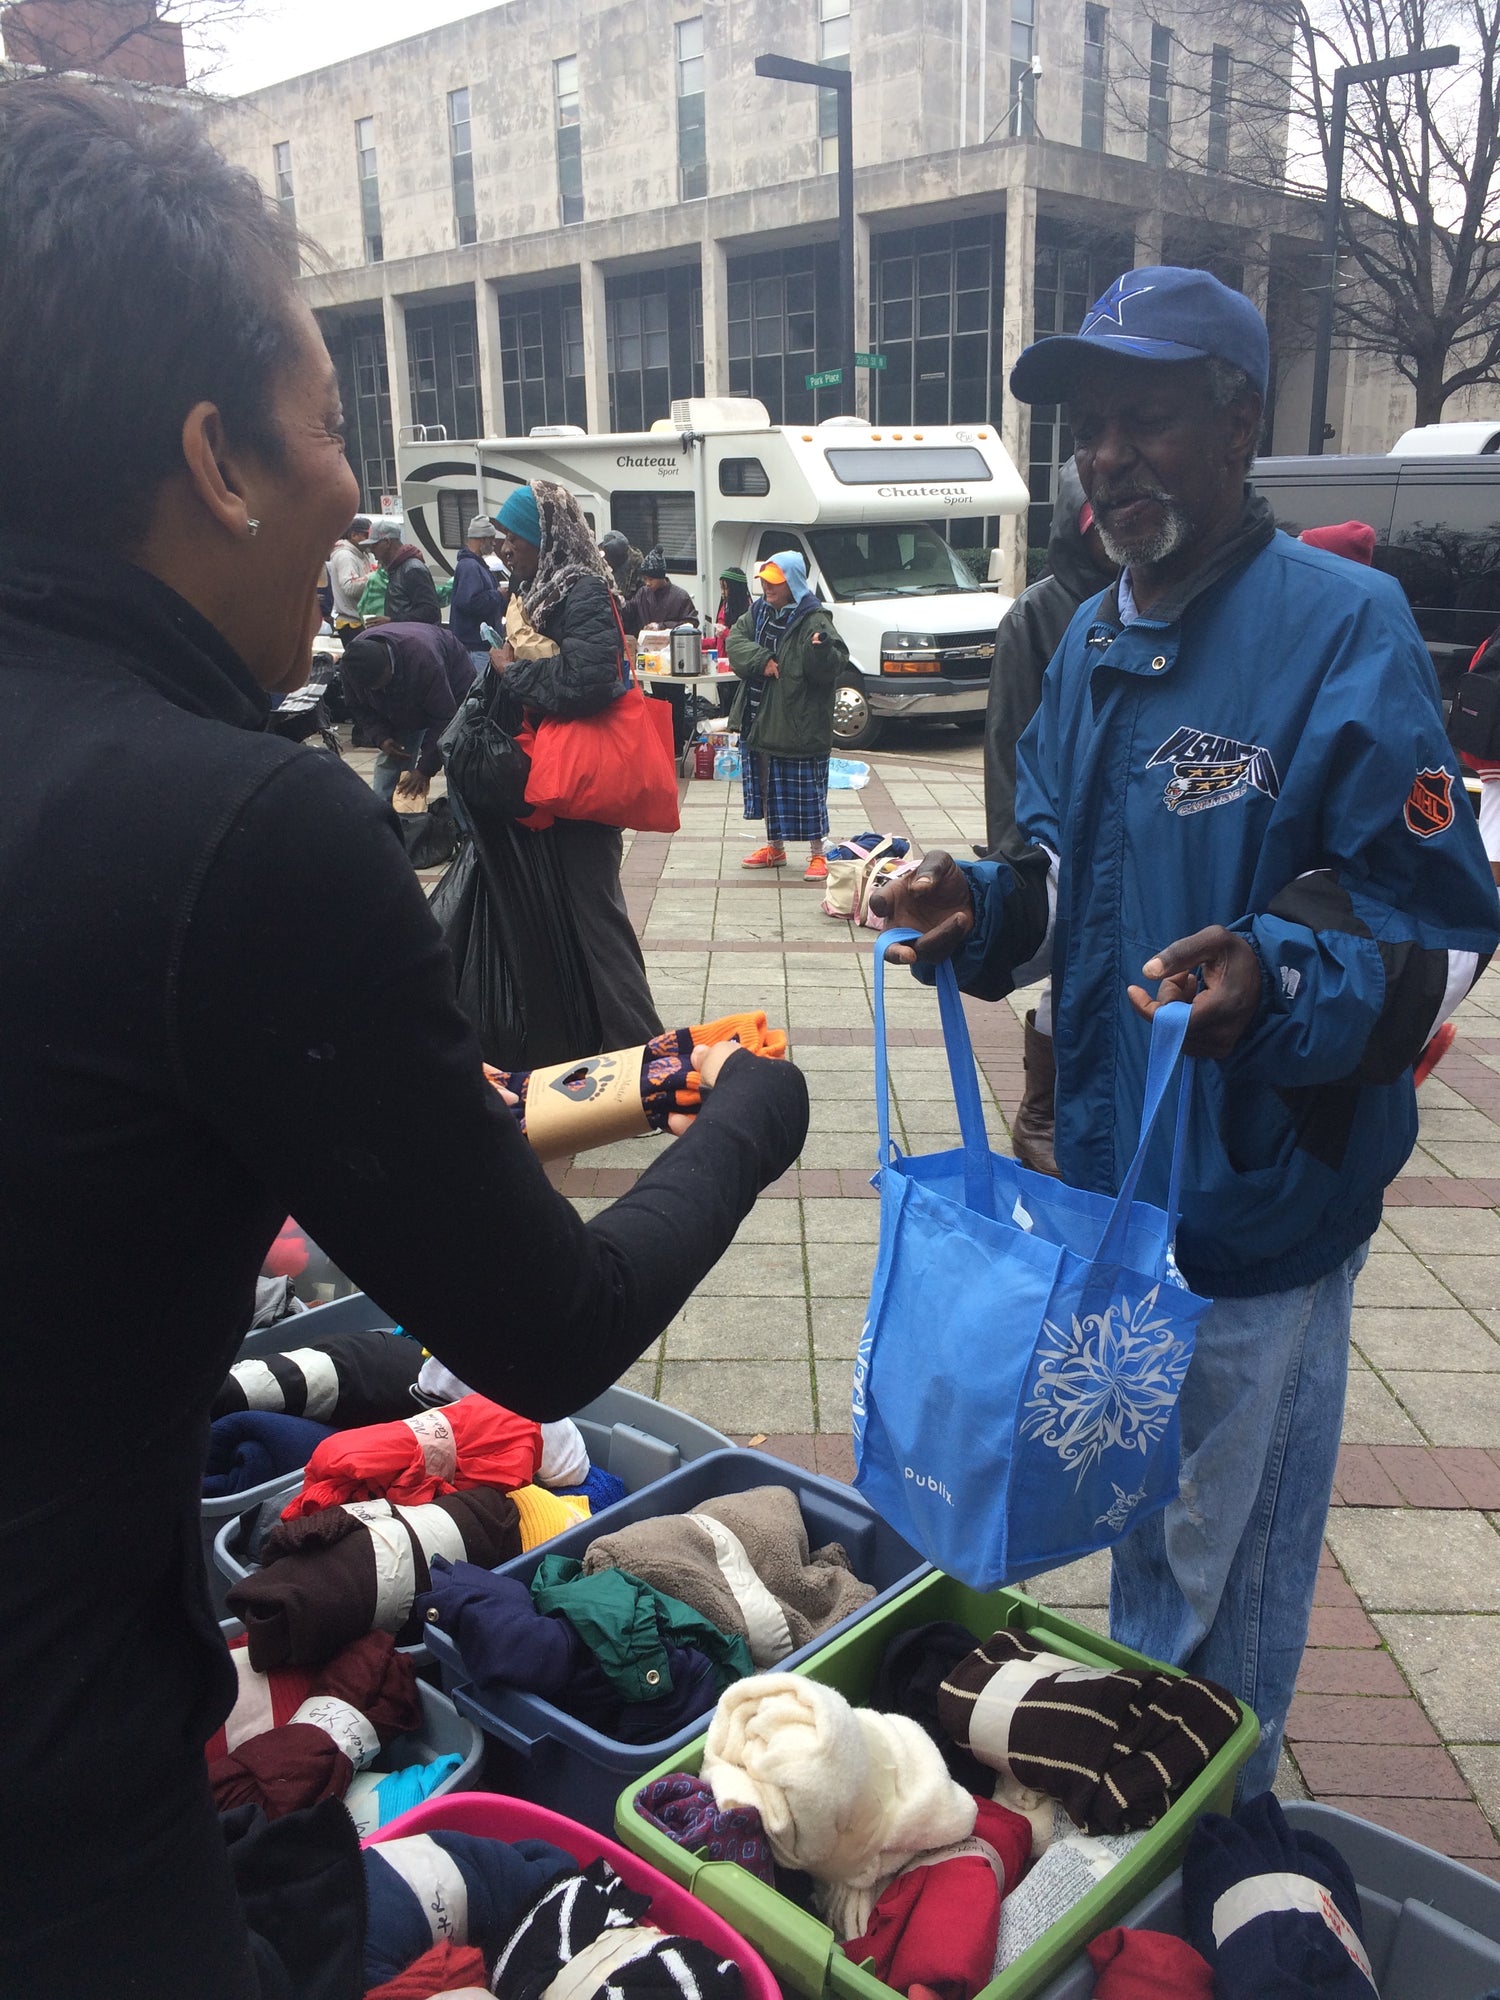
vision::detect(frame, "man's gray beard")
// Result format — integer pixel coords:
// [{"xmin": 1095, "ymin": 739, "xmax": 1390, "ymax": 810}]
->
[{"xmin": 1095, "ymin": 497, "xmax": 1194, "ymax": 568}]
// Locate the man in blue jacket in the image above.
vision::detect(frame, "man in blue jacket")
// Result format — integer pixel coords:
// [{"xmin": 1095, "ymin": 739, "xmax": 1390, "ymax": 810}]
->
[
  {"xmin": 450, "ymin": 513, "xmax": 507, "ymax": 669},
  {"xmin": 875, "ymin": 267, "xmax": 1500, "ymax": 1794}
]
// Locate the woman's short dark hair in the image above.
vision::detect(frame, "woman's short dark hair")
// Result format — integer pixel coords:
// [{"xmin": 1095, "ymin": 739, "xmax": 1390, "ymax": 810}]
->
[{"xmin": 0, "ymin": 80, "xmax": 304, "ymax": 538}]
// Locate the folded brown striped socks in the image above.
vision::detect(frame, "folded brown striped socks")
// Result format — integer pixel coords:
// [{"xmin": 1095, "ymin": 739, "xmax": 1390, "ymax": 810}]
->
[{"xmin": 936, "ymin": 1629, "xmax": 1241, "ymax": 1834}]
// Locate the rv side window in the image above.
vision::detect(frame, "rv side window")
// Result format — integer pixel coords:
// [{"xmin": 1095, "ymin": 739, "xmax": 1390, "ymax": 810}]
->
[
  {"xmin": 719, "ymin": 457, "xmax": 771, "ymax": 497},
  {"xmin": 437, "ymin": 488, "xmax": 479, "ymax": 549},
  {"xmin": 824, "ymin": 446, "xmax": 991, "ymax": 484},
  {"xmin": 611, "ymin": 492, "xmax": 697, "ymax": 570}
]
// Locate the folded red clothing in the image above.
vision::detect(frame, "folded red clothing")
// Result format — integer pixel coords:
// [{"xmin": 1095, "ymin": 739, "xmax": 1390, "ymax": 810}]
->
[
  {"xmin": 363, "ymin": 1939, "xmax": 489, "ymax": 1998},
  {"xmin": 1086, "ymin": 1926, "xmax": 1214, "ymax": 1998},
  {"xmin": 844, "ymin": 1798, "xmax": 1034, "ymax": 2000},
  {"xmin": 208, "ymin": 1632, "xmax": 421, "ymax": 1819},
  {"xmin": 285, "ymin": 1394, "xmax": 542, "ymax": 1516},
  {"xmin": 205, "ymin": 1640, "xmax": 315, "ymax": 1762}
]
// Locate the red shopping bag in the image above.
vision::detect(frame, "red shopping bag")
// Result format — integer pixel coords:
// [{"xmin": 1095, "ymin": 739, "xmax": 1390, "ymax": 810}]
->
[{"xmin": 522, "ymin": 685, "xmax": 680, "ymax": 833}]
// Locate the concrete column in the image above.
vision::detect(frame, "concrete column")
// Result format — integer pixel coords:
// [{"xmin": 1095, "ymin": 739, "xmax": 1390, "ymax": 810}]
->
[
  {"xmin": 473, "ymin": 276, "xmax": 503, "ymax": 438},
  {"xmin": 853, "ymin": 211, "xmax": 873, "ymax": 419},
  {"xmin": 1133, "ymin": 210, "xmax": 1166, "ymax": 268},
  {"xmin": 381, "ymin": 291, "xmax": 414, "ymax": 437},
  {"xmin": 996, "ymin": 179, "xmax": 1038, "ymax": 601},
  {"xmin": 579, "ymin": 259, "xmax": 611, "ymax": 433},
  {"xmin": 699, "ymin": 232, "xmax": 730, "ymax": 396}
]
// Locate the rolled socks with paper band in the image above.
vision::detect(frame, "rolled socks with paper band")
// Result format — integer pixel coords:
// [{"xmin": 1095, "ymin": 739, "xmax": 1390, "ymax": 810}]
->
[{"xmin": 485, "ymin": 1013, "xmax": 789, "ymax": 1162}]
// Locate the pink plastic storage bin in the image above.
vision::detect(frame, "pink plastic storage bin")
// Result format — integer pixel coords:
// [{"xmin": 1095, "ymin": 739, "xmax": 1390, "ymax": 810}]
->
[{"xmin": 362, "ymin": 1793, "xmax": 780, "ymax": 2000}]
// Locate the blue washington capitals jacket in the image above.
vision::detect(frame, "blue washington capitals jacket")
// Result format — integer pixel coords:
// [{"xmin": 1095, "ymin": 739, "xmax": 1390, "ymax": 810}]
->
[{"xmin": 943, "ymin": 498, "xmax": 1500, "ymax": 1298}]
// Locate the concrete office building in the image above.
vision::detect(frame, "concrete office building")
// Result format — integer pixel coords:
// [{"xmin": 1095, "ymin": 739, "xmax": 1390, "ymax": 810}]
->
[{"xmin": 196, "ymin": 0, "xmax": 1476, "ymax": 591}]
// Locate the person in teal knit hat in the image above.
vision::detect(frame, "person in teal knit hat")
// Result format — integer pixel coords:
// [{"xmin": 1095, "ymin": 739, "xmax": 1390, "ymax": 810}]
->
[{"xmin": 487, "ymin": 477, "xmax": 663, "ymax": 1049}]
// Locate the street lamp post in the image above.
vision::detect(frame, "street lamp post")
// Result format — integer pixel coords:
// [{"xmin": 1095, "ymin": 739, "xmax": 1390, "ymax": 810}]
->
[
  {"xmin": 1306, "ymin": 42, "xmax": 1459, "ymax": 455},
  {"xmin": 755, "ymin": 53, "xmax": 855, "ymax": 415}
]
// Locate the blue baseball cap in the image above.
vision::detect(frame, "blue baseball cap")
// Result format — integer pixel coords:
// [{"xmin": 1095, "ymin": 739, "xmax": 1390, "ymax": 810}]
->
[{"xmin": 1010, "ymin": 266, "xmax": 1270, "ymax": 404}]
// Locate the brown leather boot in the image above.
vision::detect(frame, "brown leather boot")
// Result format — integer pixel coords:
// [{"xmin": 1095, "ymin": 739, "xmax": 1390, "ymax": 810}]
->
[{"xmin": 1012, "ymin": 1010, "xmax": 1059, "ymax": 1177}]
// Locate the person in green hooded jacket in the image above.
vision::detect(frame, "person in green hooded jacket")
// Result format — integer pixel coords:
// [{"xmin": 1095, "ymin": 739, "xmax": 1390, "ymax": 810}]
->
[{"xmin": 726, "ymin": 551, "xmax": 848, "ymax": 881}]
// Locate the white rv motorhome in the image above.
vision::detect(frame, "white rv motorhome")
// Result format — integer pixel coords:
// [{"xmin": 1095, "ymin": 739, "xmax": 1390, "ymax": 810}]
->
[{"xmin": 397, "ymin": 397, "xmax": 1027, "ymax": 749}]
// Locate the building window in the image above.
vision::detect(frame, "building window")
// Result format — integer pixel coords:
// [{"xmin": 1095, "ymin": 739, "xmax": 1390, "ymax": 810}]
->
[
  {"xmin": 355, "ymin": 116, "xmax": 382, "ymax": 264},
  {"xmin": 272, "ymin": 140, "xmax": 295, "ymax": 221},
  {"xmin": 1147, "ymin": 23, "xmax": 1172, "ymax": 166},
  {"xmin": 1010, "ymin": 0, "xmax": 1036, "ymax": 136},
  {"xmin": 406, "ymin": 301, "xmax": 483, "ymax": 439},
  {"xmin": 555, "ymin": 56, "xmax": 582, "ymax": 226},
  {"xmin": 1028, "ymin": 220, "xmax": 1134, "ymax": 546},
  {"xmin": 448, "ymin": 86, "xmax": 477, "ymax": 246},
  {"xmin": 676, "ymin": 19, "xmax": 707, "ymax": 202},
  {"xmin": 818, "ymin": 0, "xmax": 850, "ymax": 175},
  {"xmin": 606, "ymin": 267, "xmax": 704, "ymax": 430},
  {"xmin": 326, "ymin": 314, "xmax": 397, "ymax": 510},
  {"xmin": 727, "ymin": 243, "xmax": 842, "ymax": 423},
  {"xmin": 1208, "ymin": 44, "xmax": 1232, "ymax": 170},
  {"xmin": 871, "ymin": 217, "xmax": 1003, "ymax": 436},
  {"xmin": 1081, "ymin": 7, "xmax": 1107, "ymax": 151},
  {"xmin": 500, "ymin": 282, "xmax": 588, "ymax": 433}
]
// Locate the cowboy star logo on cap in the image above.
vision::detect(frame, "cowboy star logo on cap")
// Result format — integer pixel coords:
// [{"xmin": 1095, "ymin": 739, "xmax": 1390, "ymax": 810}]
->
[{"xmin": 1009, "ymin": 264, "xmax": 1270, "ymax": 405}]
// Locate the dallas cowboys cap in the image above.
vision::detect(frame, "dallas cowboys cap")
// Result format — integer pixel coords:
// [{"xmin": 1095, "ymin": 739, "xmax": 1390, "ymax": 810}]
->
[{"xmin": 1010, "ymin": 265, "xmax": 1270, "ymax": 405}]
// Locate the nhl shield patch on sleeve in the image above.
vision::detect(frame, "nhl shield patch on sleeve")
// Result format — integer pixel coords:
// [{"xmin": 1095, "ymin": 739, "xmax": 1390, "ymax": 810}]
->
[{"xmin": 1404, "ymin": 766, "xmax": 1456, "ymax": 838}]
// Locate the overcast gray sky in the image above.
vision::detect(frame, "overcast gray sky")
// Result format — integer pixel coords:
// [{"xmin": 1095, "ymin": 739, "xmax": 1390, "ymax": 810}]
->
[{"xmin": 199, "ymin": 0, "xmax": 499, "ymax": 96}]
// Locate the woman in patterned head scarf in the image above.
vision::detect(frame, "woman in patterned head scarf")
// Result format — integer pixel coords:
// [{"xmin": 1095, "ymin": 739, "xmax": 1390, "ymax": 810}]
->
[{"xmin": 490, "ymin": 478, "xmax": 664, "ymax": 1046}]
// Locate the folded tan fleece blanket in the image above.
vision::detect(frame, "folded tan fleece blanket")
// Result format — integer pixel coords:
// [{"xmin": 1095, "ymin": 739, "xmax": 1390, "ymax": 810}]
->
[{"xmin": 580, "ymin": 1484, "xmax": 874, "ymax": 1665}]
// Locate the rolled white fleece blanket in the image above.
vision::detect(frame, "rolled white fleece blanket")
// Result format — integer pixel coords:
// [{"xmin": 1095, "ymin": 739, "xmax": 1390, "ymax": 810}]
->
[{"xmin": 701, "ymin": 1673, "xmax": 977, "ymax": 1935}]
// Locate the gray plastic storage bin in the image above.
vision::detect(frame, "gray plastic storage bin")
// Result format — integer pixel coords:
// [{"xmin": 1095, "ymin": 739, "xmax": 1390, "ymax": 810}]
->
[
  {"xmin": 216, "ymin": 1619, "xmax": 482, "ymax": 1800},
  {"xmin": 1033, "ymin": 1800, "xmax": 1500, "ymax": 1999},
  {"xmin": 434, "ymin": 1446, "xmax": 930, "ymax": 1836}
]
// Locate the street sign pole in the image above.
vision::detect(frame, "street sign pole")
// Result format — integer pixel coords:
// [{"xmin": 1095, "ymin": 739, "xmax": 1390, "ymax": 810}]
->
[{"xmin": 756, "ymin": 53, "xmax": 856, "ymax": 417}]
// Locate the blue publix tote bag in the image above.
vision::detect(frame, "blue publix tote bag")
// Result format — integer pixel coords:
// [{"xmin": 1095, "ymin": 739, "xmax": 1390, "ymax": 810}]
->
[{"xmin": 852, "ymin": 929, "xmax": 1212, "ymax": 1590}]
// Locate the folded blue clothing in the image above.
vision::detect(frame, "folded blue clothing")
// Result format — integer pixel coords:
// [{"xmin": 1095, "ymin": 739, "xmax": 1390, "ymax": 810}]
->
[
  {"xmin": 344, "ymin": 1754, "xmax": 463, "ymax": 1836},
  {"xmin": 417, "ymin": 1556, "xmax": 720, "ymax": 1743},
  {"xmin": 553, "ymin": 1465, "xmax": 629, "ymax": 1513},
  {"xmin": 363, "ymin": 1830, "xmax": 574, "ymax": 1987},
  {"xmin": 1182, "ymin": 1792, "xmax": 1376, "ymax": 1998},
  {"xmin": 203, "ymin": 1411, "xmax": 334, "ymax": 1497}
]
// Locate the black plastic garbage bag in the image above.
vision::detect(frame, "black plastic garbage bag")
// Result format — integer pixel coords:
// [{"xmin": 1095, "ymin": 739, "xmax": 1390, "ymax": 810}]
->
[
  {"xmin": 439, "ymin": 665, "xmax": 533, "ymax": 825},
  {"xmin": 397, "ymin": 795, "xmax": 461, "ymax": 870},
  {"xmin": 429, "ymin": 810, "xmax": 600, "ymax": 1068}
]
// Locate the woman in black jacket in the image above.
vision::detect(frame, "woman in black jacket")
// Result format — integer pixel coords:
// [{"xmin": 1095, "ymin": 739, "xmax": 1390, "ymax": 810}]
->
[
  {"xmin": 0, "ymin": 81, "xmax": 806, "ymax": 1998},
  {"xmin": 494, "ymin": 479, "xmax": 665, "ymax": 1045}
]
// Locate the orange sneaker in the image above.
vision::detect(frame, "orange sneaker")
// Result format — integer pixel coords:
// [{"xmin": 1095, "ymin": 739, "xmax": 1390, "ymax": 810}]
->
[
  {"xmin": 804, "ymin": 854, "xmax": 829, "ymax": 881},
  {"xmin": 742, "ymin": 843, "xmax": 786, "ymax": 868}
]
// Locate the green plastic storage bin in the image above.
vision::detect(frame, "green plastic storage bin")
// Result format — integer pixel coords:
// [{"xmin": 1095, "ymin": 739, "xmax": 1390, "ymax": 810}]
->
[{"xmin": 612, "ymin": 1568, "xmax": 1259, "ymax": 2000}]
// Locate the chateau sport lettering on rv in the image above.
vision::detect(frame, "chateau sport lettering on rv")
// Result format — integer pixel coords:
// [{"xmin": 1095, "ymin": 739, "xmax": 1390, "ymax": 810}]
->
[
  {"xmin": 616, "ymin": 453, "xmax": 679, "ymax": 470},
  {"xmin": 876, "ymin": 482, "xmax": 969, "ymax": 507}
]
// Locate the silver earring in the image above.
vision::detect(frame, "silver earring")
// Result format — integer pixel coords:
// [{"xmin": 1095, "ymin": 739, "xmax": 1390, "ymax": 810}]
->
[{"xmin": 247, "ymin": 519, "xmax": 261, "ymax": 538}]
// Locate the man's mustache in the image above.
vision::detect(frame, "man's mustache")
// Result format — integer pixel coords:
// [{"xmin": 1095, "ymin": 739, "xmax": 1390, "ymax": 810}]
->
[{"xmin": 1091, "ymin": 482, "xmax": 1175, "ymax": 513}]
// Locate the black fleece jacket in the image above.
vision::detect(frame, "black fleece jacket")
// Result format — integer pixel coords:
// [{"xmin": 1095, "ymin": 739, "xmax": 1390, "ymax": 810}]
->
[
  {"xmin": 983, "ymin": 462, "xmax": 1116, "ymax": 859},
  {"xmin": 0, "ymin": 539, "xmax": 807, "ymax": 1933}
]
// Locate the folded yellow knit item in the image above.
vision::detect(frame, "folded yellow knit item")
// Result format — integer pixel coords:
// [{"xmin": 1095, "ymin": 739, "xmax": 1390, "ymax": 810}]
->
[{"xmin": 510, "ymin": 1484, "xmax": 592, "ymax": 1551}]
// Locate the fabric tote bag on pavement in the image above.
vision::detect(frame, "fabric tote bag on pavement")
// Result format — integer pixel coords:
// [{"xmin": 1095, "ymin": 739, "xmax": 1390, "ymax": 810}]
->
[{"xmin": 852, "ymin": 929, "xmax": 1211, "ymax": 1590}]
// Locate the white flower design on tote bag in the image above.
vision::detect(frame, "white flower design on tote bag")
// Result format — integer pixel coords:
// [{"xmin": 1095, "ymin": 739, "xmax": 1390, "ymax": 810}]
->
[{"xmin": 1020, "ymin": 1286, "xmax": 1192, "ymax": 1486}]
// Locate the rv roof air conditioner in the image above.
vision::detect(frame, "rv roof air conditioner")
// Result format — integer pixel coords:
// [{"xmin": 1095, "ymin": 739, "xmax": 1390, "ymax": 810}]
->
[
  {"xmin": 818, "ymin": 415, "xmax": 873, "ymax": 428},
  {"xmin": 528, "ymin": 424, "xmax": 588, "ymax": 438},
  {"xmin": 668, "ymin": 397, "xmax": 772, "ymax": 431}
]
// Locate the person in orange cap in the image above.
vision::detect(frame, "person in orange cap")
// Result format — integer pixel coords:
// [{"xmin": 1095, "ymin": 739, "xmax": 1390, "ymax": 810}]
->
[{"xmin": 726, "ymin": 551, "xmax": 848, "ymax": 879}]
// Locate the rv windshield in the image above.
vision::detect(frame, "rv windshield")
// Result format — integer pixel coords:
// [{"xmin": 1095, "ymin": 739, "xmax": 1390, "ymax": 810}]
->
[{"xmin": 805, "ymin": 523, "xmax": 982, "ymax": 601}]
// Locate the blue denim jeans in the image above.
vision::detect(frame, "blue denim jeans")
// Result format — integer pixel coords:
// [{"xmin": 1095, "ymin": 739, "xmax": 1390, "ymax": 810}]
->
[
  {"xmin": 1109, "ymin": 1241, "xmax": 1368, "ymax": 1798},
  {"xmin": 373, "ymin": 733, "xmax": 423, "ymax": 804}
]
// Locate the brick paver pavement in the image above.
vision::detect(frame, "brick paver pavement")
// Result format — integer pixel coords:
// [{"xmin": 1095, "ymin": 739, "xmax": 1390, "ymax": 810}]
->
[{"xmin": 383, "ymin": 726, "xmax": 1500, "ymax": 1874}]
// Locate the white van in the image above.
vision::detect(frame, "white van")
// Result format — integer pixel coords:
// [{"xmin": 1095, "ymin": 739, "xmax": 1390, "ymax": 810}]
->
[{"xmin": 396, "ymin": 397, "xmax": 1027, "ymax": 749}]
